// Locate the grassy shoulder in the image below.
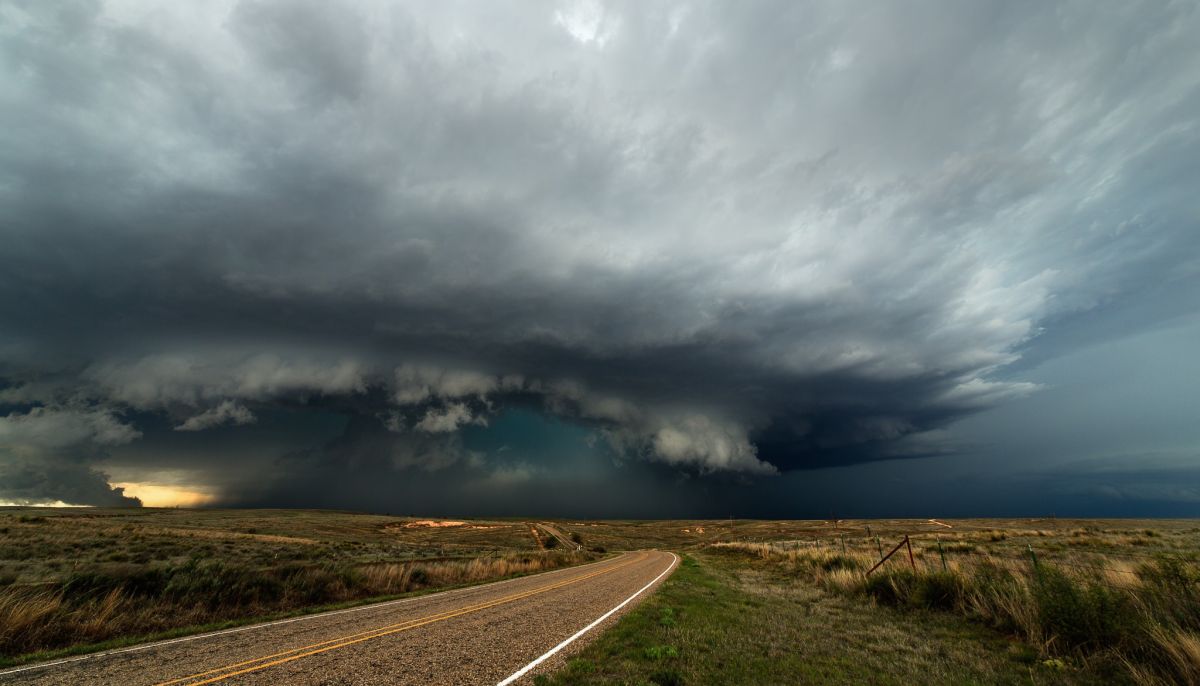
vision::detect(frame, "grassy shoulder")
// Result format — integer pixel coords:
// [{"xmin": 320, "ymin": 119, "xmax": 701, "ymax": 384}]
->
[{"xmin": 536, "ymin": 553, "xmax": 1105, "ymax": 686}]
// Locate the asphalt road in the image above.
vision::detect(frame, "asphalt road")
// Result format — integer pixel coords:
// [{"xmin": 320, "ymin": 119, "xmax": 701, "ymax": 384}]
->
[
  {"xmin": 0, "ymin": 551, "xmax": 676, "ymax": 686},
  {"xmin": 535, "ymin": 523, "xmax": 579, "ymax": 550}
]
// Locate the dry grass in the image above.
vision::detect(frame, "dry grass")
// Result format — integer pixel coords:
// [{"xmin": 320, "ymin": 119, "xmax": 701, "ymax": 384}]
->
[
  {"xmin": 709, "ymin": 535, "xmax": 1200, "ymax": 684},
  {"xmin": 0, "ymin": 550, "xmax": 590, "ymax": 658},
  {"xmin": 0, "ymin": 507, "xmax": 598, "ymax": 660}
]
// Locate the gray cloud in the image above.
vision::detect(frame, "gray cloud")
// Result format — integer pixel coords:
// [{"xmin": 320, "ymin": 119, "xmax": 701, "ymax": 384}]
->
[
  {"xmin": 0, "ymin": 406, "xmax": 142, "ymax": 505},
  {"xmin": 174, "ymin": 400, "xmax": 257, "ymax": 432},
  {"xmin": 1, "ymin": 0, "xmax": 1198, "ymax": 507}
]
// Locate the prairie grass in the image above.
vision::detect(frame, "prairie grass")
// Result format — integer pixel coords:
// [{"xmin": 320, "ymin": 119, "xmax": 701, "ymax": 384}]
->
[
  {"xmin": 536, "ymin": 553, "xmax": 1098, "ymax": 685},
  {"xmin": 0, "ymin": 550, "xmax": 591, "ymax": 658},
  {"xmin": 710, "ymin": 539, "xmax": 1200, "ymax": 684}
]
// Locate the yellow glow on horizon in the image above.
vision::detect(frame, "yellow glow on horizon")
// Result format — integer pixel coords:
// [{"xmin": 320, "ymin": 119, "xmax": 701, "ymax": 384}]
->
[{"xmin": 112, "ymin": 482, "xmax": 215, "ymax": 508}]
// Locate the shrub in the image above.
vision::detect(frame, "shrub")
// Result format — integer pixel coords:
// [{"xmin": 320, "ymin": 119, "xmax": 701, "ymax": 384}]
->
[
  {"xmin": 1032, "ymin": 567, "xmax": 1140, "ymax": 652},
  {"xmin": 862, "ymin": 570, "xmax": 916, "ymax": 606},
  {"xmin": 911, "ymin": 572, "xmax": 965, "ymax": 611}
]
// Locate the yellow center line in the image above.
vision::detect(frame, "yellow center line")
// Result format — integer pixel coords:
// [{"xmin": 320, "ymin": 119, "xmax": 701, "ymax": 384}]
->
[{"xmin": 153, "ymin": 552, "xmax": 647, "ymax": 686}]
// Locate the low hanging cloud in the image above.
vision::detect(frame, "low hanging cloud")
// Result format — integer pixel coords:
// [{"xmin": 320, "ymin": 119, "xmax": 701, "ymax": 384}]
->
[
  {"xmin": 0, "ymin": 406, "xmax": 142, "ymax": 506},
  {"xmin": 1, "ymin": 1, "xmax": 1198, "ymax": 506}
]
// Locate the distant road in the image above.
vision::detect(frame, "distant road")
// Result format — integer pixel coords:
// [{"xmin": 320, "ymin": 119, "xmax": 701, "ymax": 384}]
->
[
  {"xmin": 0, "ymin": 551, "xmax": 677, "ymax": 686},
  {"xmin": 535, "ymin": 523, "xmax": 579, "ymax": 550}
]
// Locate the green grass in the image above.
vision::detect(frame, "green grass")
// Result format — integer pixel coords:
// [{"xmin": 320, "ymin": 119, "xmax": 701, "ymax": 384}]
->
[{"xmin": 535, "ymin": 553, "xmax": 1108, "ymax": 686}]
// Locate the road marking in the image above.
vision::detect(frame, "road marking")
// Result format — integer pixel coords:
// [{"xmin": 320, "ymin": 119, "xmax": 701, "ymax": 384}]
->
[
  {"xmin": 155, "ymin": 553, "xmax": 647, "ymax": 686},
  {"xmin": 0, "ymin": 552, "xmax": 623, "ymax": 678},
  {"xmin": 496, "ymin": 551, "xmax": 678, "ymax": 686}
]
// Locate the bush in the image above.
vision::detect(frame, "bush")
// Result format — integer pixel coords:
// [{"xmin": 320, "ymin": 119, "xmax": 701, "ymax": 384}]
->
[
  {"xmin": 911, "ymin": 572, "xmax": 965, "ymax": 611},
  {"xmin": 863, "ymin": 570, "xmax": 915, "ymax": 606},
  {"xmin": 1032, "ymin": 567, "xmax": 1140, "ymax": 652}
]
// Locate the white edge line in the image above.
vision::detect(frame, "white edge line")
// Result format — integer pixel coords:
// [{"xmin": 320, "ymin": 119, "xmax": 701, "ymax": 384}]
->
[
  {"xmin": 496, "ymin": 551, "xmax": 679, "ymax": 686},
  {"xmin": 0, "ymin": 552, "xmax": 631, "ymax": 677}
]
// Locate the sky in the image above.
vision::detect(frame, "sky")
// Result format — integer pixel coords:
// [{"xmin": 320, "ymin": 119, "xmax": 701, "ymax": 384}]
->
[{"xmin": 1, "ymin": 0, "xmax": 1198, "ymax": 517}]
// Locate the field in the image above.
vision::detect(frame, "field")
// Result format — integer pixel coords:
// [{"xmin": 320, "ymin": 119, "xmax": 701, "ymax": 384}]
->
[
  {"xmin": 1, "ymin": 511, "xmax": 1197, "ymax": 684},
  {"xmin": 543, "ymin": 518, "xmax": 1200, "ymax": 685},
  {"xmin": 0, "ymin": 508, "xmax": 592, "ymax": 664}
]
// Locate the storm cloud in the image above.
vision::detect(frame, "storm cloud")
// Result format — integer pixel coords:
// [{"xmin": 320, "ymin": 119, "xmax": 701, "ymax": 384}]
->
[{"xmin": 1, "ymin": 1, "xmax": 1198, "ymax": 512}]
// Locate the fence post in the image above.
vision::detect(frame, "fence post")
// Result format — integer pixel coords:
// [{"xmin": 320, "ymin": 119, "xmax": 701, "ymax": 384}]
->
[
  {"xmin": 866, "ymin": 536, "xmax": 910, "ymax": 576},
  {"xmin": 937, "ymin": 535, "xmax": 947, "ymax": 572},
  {"xmin": 840, "ymin": 535, "xmax": 847, "ymax": 556},
  {"xmin": 904, "ymin": 535, "xmax": 915, "ymax": 571},
  {"xmin": 1027, "ymin": 544, "xmax": 1040, "ymax": 579},
  {"xmin": 875, "ymin": 536, "xmax": 883, "ymax": 560}
]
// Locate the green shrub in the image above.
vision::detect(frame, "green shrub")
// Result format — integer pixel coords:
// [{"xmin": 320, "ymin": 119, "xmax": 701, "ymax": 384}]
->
[
  {"xmin": 1032, "ymin": 567, "xmax": 1140, "ymax": 652},
  {"xmin": 862, "ymin": 570, "xmax": 916, "ymax": 606},
  {"xmin": 1136, "ymin": 557, "xmax": 1200, "ymax": 630},
  {"xmin": 911, "ymin": 572, "xmax": 965, "ymax": 611}
]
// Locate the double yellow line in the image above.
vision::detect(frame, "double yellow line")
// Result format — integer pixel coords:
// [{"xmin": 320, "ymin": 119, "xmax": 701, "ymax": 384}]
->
[{"xmin": 153, "ymin": 552, "xmax": 645, "ymax": 686}]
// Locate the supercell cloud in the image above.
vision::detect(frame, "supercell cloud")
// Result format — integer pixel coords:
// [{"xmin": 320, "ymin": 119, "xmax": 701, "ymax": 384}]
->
[{"xmin": 1, "ymin": 1, "xmax": 1198, "ymax": 512}]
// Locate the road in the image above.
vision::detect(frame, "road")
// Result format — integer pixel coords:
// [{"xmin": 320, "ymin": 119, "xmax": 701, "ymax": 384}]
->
[
  {"xmin": 535, "ymin": 523, "xmax": 579, "ymax": 550},
  {"xmin": 0, "ymin": 551, "xmax": 676, "ymax": 686}
]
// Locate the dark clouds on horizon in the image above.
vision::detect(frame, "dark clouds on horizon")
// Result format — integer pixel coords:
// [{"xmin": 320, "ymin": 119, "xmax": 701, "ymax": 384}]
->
[{"xmin": 1, "ymin": 0, "xmax": 1198, "ymax": 515}]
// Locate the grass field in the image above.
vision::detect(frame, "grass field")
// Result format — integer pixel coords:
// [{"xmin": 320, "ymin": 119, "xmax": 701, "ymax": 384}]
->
[
  {"xmin": 542, "ymin": 518, "xmax": 1199, "ymax": 685},
  {"xmin": 1, "ymin": 510, "xmax": 1196, "ymax": 683},
  {"xmin": 0, "ymin": 508, "xmax": 591, "ymax": 663}
]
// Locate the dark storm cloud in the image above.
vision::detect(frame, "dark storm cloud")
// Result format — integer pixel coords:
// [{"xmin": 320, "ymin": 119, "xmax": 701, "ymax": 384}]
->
[{"xmin": 1, "ymin": 0, "xmax": 1198, "ymax": 506}]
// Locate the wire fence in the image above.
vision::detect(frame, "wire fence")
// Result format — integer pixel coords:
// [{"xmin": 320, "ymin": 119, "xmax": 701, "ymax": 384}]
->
[{"xmin": 718, "ymin": 527, "xmax": 1199, "ymax": 597}]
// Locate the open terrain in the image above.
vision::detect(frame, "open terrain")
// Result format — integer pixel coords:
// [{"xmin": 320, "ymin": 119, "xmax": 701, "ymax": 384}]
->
[
  {"xmin": 2, "ymin": 511, "xmax": 1197, "ymax": 684},
  {"xmin": 0, "ymin": 509, "xmax": 596, "ymax": 665},
  {"xmin": 0, "ymin": 551, "xmax": 676, "ymax": 685}
]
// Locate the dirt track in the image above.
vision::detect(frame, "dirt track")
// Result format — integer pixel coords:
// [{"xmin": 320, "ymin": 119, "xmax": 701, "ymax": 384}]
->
[{"xmin": 0, "ymin": 551, "xmax": 676, "ymax": 686}]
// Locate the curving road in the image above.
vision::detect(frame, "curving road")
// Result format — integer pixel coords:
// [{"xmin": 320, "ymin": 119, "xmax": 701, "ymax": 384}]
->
[{"xmin": 0, "ymin": 551, "xmax": 676, "ymax": 686}]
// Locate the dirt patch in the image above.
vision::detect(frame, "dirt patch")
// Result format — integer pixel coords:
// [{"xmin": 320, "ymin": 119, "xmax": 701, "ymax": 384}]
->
[{"xmin": 396, "ymin": 520, "xmax": 467, "ymax": 528}]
